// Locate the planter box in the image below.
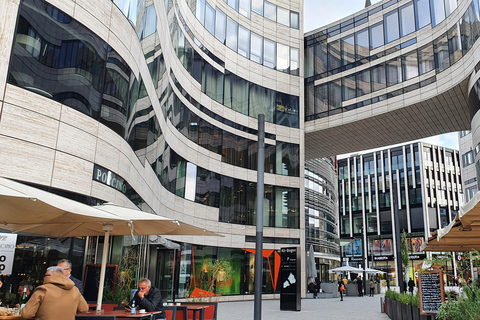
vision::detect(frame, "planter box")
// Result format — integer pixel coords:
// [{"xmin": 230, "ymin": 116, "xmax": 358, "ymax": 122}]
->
[
  {"xmin": 346, "ymin": 283, "xmax": 358, "ymax": 296},
  {"xmin": 412, "ymin": 306, "xmax": 420, "ymax": 320},
  {"xmin": 401, "ymin": 303, "xmax": 412, "ymax": 320},
  {"xmin": 394, "ymin": 300, "xmax": 403, "ymax": 320}
]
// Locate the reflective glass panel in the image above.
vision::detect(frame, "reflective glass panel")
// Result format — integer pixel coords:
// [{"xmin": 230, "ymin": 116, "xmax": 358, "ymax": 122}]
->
[
  {"xmin": 144, "ymin": 5, "xmax": 156, "ymax": 37},
  {"xmin": 205, "ymin": 2, "xmax": 215, "ymax": 35},
  {"xmin": 277, "ymin": 6, "xmax": 290, "ymax": 26},
  {"xmin": 195, "ymin": 168, "xmax": 220, "ymax": 207},
  {"xmin": 228, "ymin": 0, "xmax": 239, "ymax": 10},
  {"xmin": 328, "ymin": 79, "xmax": 342, "ymax": 111},
  {"xmin": 184, "ymin": 162, "xmax": 197, "ymax": 201},
  {"xmin": 239, "ymin": 0, "xmax": 251, "ymax": 18},
  {"xmin": 384, "ymin": 10, "xmax": 399, "ymax": 43},
  {"xmin": 290, "ymin": 47, "xmax": 299, "ymax": 76},
  {"xmin": 434, "ymin": 32, "xmax": 450, "ymax": 72},
  {"xmin": 371, "ymin": 63, "xmax": 387, "ymax": 91},
  {"xmin": 238, "ymin": 25, "xmax": 250, "ymax": 58},
  {"xmin": 249, "ymin": 83, "xmax": 274, "ymax": 122},
  {"xmin": 195, "ymin": 0, "xmax": 205, "ymax": 25},
  {"xmin": 355, "ymin": 28, "xmax": 369, "ymax": 61},
  {"xmin": 291, "ymin": 11, "xmax": 299, "ymax": 29},
  {"xmin": 370, "ymin": 22, "xmax": 384, "ymax": 49},
  {"xmin": 264, "ymin": 1, "xmax": 276, "ymax": 20},
  {"xmin": 402, "ymin": 51, "xmax": 419, "ymax": 80},
  {"xmin": 418, "ymin": 44, "xmax": 435, "ymax": 74},
  {"xmin": 263, "ymin": 38, "xmax": 276, "ymax": 68},
  {"xmin": 276, "ymin": 43, "xmax": 289, "ymax": 73},
  {"xmin": 430, "ymin": 0, "xmax": 446, "ymax": 27},
  {"xmin": 314, "ymin": 41, "xmax": 328, "ymax": 74},
  {"xmin": 343, "ymin": 74, "xmax": 356, "ymax": 101},
  {"xmin": 275, "ymin": 93, "xmax": 299, "ymax": 128},
  {"xmin": 275, "ymin": 187, "xmax": 299, "ymax": 228},
  {"xmin": 315, "ymin": 83, "xmax": 329, "ymax": 114},
  {"xmin": 222, "ymin": 131, "xmax": 248, "ymax": 168},
  {"xmin": 215, "ymin": 8, "xmax": 226, "ymax": 43},
  {"xmin": 224, "ymin": 71, "xmax": 249, "ymax": 114},
  {"xmin": 252, "ymin": 0, "xmax": 263, "ymax": 15},
  {"xmin": 448, "ymin": 23, "xmax": 462, "ymax": 64},
  {"xmin": 202, "ymin": 64, "xmax": 224, "ymax": 103},
  {"xmin": 444, "ymin": 0, "xmax": 457, "ymax": 16},
  {"xmin": 250, "ymin": 32, "xmax": 263, "ymax": 63},
  {"xmin": 415, "ymin": 0, "xmax": 431, "ymax": 29},
  {"xmin": 399, "ymin": 3, "xmax": 415, "ymax": 37},
  {"xmin": 328, "ymin": 40, "xmax": 341, "ymax": 71},
  {"xmin": 226, "ymin": 16, "xmax": 238, "ymax": 51},
  {"xmin": 357, "ymin": 69, "xmax": 371, "ymax": 96},
  {"xmin": 341, "ymin": 34, "xmax": 355, "ymax": 67}
]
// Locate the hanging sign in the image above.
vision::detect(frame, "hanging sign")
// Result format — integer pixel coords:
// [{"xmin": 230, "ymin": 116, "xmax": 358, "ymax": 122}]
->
[{"xmin": 0, "ymin": 233, "xmax": 17, "ymax": 275}]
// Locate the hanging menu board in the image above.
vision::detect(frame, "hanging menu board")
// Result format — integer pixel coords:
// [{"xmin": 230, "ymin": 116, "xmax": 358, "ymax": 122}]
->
[{"xmin": 419, "ymin": 271, "xmax": 444, "ymax": 315}]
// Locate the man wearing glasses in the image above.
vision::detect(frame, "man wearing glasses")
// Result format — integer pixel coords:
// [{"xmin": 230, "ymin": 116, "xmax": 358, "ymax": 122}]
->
[
  {"xmin": 20, "ymin": 266, "xmax": 88, "ymax": 319},
  {"xmin": 126, "ymin": 278, "xmax": 166, "ymax": 319},
  {"xmin": 57, "ymin": 259, "xmax": 83, "ymax": 294}
]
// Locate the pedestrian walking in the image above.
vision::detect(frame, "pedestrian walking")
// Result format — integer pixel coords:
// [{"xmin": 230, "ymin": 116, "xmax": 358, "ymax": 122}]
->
[
  {"xmin": 338, "ymin": 276, "xmax": 345, "ymax": 301},
  {"xmin": 357, "ymin": 275, "xmax": 363, "ymax": 297},
  {"xmin": 369, "ymin": 279, "xmax": 375, "ymax": 297}
]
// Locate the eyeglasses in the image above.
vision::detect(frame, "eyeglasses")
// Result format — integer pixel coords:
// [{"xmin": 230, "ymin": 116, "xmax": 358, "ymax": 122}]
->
[
  {"xmin": 138, "ymin": 286, "xmax": 149, "ymax": 291},
  {"xmin": 44, "ymin": 274, "xmax": 51, "ymax": 277}
]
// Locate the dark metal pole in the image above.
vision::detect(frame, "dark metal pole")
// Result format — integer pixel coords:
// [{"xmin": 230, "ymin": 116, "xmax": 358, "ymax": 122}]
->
[
  {"xmin": 393, "ymin": 186, "xmax": 404, "ymax": 293},
  {"xmin": 254, "ymin": 114, "xmax": 265, "ymax": 320}
]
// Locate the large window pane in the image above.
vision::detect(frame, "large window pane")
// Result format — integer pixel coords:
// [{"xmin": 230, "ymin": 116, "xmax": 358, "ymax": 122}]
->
[
  {"xmin": 343, "ymin": 74, "xmax": 356, "ymax": 101},
  {"xmin": 384, "ymin": 10, "xmax": 400, "ymax": 43},
  {"xmin": 402, "ymin": 51, "xmax": 419, "ymax": 80},
  {"xmin": 370, "ymin": 22, "xmax": 384, "ymax": 49},
  {"xmin": 224, "ymin": 71, "xmax": 249, "ymax": 114},
  {"xmin": 195, "ymin": 168, "xmax": 220, "ymax": 207},
  {"xmin": 226, "ymin": 17, "xmax": 238, "ymax": 51},
  {"xmin": 275, "ymin": 93, "xmax": 299, "ymax": 128},
  {"xmin": 277, "ymin": 6, "xmax": 290, "ymax": 26},
  {"xmin": 328, "ymin": 40, "xmax": 341, "ymax": 72},
  {"xmin": 252, "ymin": 0, "xmax": 263, "ymax": 15},
  {"xmin": 205, "ymin": 2, "xmax": 215, "ymax": 35},
  {"xmin": 357, "ymin": 69, "xmax": 371, "ymax": 96},
  {"xmin": 144, "ymin": 5, "xmax": 156, "ymax": 37},
  {"xmin": 249, "ymin": 83, "xmax": 274, "ymax": 122},
  {"xmin": 315, "ymin": 83, "xmax": 329, "ymax": 114},
  {"xmin": 275, "ymin": 187, "xmax": 299, "ymax": 228},
  {"xmin": 198, "ymin": 119, "xmax": 222, "ymax": 154},
  {"xmin": 415, "ymin": 0, "xmax": 431, "ymax": 29},
  {"xmin": 430, "ymin": 0, "xmax": 446, "ymax": 27},
  {"xmin": 434, "ymin": 32, "xmax": 450, "ymax": 72},
  {"xmin": 341, "ymin": 35, "xmax": 355, "ymax": 67},
  {"xmin": 371, "ymin": 64, "xmax": 386, "ymax": 92},
  {"xmin": 314, "ymin": 41, "xmax": 328, "ymax": 75},
  {"xmin": 264, "ymin": 1, "xmax": 276, "ymax": 21},
  {"xmin": 291, "ymin": 11, "xmax": 299, "ymax": 29},
  {"xmin": 222, "ymin": 131, "xmax": 248, "ymax": 168},
  {"xmin": 202, "ymin": 64, "xmax": 224, "ymax": 103},
  {"xmin": 399, "ymin": 3, "xmax": 415, "ymax": 37},
  {"xmin": 276, "ymin": 43, "xmax": 289, "ymax": 73},
  {"xmin": 355, "ymin": 28, "xmax": 369, "ymax": 61},
  {"xmin": 228, "ymin": 0, "xmax": 238, "ymax": 11},
  {"xmin": 195, "ymin": 0, "xmax": 205, "ymax": 25},
  {"xmin": 239, "ymin": 0, "xmax": 250, "ymax": 18},
  {"xmin": 290, "ymin": 48, "xmax": 299, "ymax": 76},
  {"xmin": 215, "ymin": 8, "xmax": 226, "ymax": 44},
  {"xmin": 263, "ymin": 38, "xmax": 276, "ymax": 68},
  {"xmin": 448, "ymin": 23, "xmax": 462, "ymax": 64},
  {"xmin": 238, "ymin": 25, "xmax": 250, "ymax": 58},
  {"xmin": 444, "ymin": 0, "xmax": 457, "ymax": 16},
  {"xmin": 328, "ymin": 79, "xmax": 342, "ymax": 112},
  {"xmin": 250, "ymin": 32, "xmax": 263, "ymax": 64},
  {"xmin": 418, "ymin": 44, "xmax": 435, "ymax": 74},
  {"xmin": 386, "ymin": 58, "xmax": 402, "ymax": 86}
]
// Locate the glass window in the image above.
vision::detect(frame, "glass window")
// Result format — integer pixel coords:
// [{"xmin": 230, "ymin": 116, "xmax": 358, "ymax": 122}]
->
[
  {"xmin": 341, "ymin": 35, "xmax": 355, "ymax": 67},
  {"xmin": 371, "ymin": 63, "xmax": 386, "ymax": 92},
  {"xmin": 275, "ymin": 93, "xmax": 299, "ymax": 128},
  {"xmin": 224, "ymin": 71, "xmax": 249, "ymax": 114},
  {"xmin": 275, "ymin": 187, "xmax": 299, "ymax": 228},
  {"xmin": 460, "ymin": 4, "xmax": 478, "ymax": 53},
  {"xmin": 264, "ymin": 1, "xmax": 276, "ymax": 21},
  {"xmin": 195, "ymin": 168, "xmax": 220, "ymax": 207},
  {"xmin": 250, "ymin": 32, "xmax": 263, "ymax": 64},
  {"xmin": 315, "ymin": 41, "xmax": 328, "ymax": 75},
  {"xmin": 215, "ymin": 8, "xmax": 226, "ymax": 44},
  {"xmin": 291, "ymin": 11, "xmax": 299, "ymax": 29},
  {"xmin": 201, "ymin": 64, "xmax": 224, "ymax": 103},
  {"xmin": 205, "ymin": 2, "xmax": 215, "ymax": 35},
  {"xmin": 276, "ymin": 43, "xmax": 289, "ymax": 73},
  {"xmin": 305, "ymin": 83, "xmax": 315, "ymax": 116},
  {"xmin": 315, "ymin": 83, "xmax": 329, "ymax": 114},
  {"xmin": 277, "ymin": 6, "xmax": 290, "ymax": 26},
  {"xmin": 402, "ymin": 51, "xmax": 419, "ymax": 80},
  {"xmin": 386, "ymin": 57, "xmax": 402, "ymax": 86},
  {"xmin": 370, "ymin": 22, "xmax": 384, "ymax": 49},
  {"xmin": 343, "ymin": 74, "xmax": 356, "ymax": 101},
  {"xmin": 448, "ymin": 23, "xmax": 462, "ymax": 64},
  {"xmin": 144, "ymin": 5, "xmax": 156, "ymax": 38},
  {"xmin": 198, "ymin": 119, "xmax": 222, "ymax": 154},
  {"xmin": 357, "ymin": 69, "xmax": 371, "ymax": 96},
  {"xmin": 222, "ymin": 131, "xmax": 248, "ymax": 168},
  {"xmin": 263, "ymin": 38, "xmax": 276, "ymax": 69},
  {"xmin": 328, "ymin": 79, "xmax": 342, "ymax": 112},
  {"xmin": 430, "ymin": 0, "xmax": 446, "ymax": 27},
  {"xmin": 238, "ymin": 25, "xmax": 250, "ymax": 58},
  {"xmin": 418, "ymin": 44, "xmax": 435, "ymax": 74},
  {"xmin": 328, "ymin": 40, "xmax": 341, "ymax": 72},
  {"xmin": 415, "ymin": 0, "xmax": 431, "ymax": 29},
  {"xmin": 434, "ymin": 32, "xmax": 450, "ymax": 72},
  {"xmin": 252, "ymin": 0, "xmax": 263, "ymax": 15},
  {"xmin": 239, "ymin": 0, "xmax": 251, "ymax": 18},
  {"xmin": 384, "ymin": 10, "xmax": 400, "ymax": 43},
  {"xmin": 226, "ymin": 17, "xmax": 238, "ymax": 51},
  {"xmin": 177, "ymin": 30, "xmax": 185, "ymax": 63},
  {"xmin": 195, "ymin": 0, "xmax": 205, "ymax": 25},
  {"xmin": 399, "ymin": 3, "xmax": 415, "ymax": 37},
  {"xmin": 249, "ymin": 83, "xmax": 275, "ymax": 122},
  {"xmin": 276, "ymin": 142, "xmax": 299, "ymax": 176},
  {"xmin": 355, "ymin": 28, "xmax": 369, "ymax": 61},
  {"xmin": 184, "ymin": 162, "xmax": 197, "ymax": 201},
  {"xmin": 290, "ymin": 48, "xmax": 299, "ymax": 76},
  {"xmin": 444, "ymin": 0, "xmax": 457, "ymax": 16},
  {"xmin": 228, "ymin": 0, "xmax": 239, "ymax": 11}
]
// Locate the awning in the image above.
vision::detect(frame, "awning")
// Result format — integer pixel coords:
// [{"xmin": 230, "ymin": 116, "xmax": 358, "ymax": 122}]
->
[{"xmin": 422, "ymin": 192, "xmax": 480, "ymax": 252}]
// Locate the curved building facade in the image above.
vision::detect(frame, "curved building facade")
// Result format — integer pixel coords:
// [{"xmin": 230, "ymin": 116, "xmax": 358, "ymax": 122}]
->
[{"xmin": 0, "ymin": 0, "xmax": 304, "ymax": 300}]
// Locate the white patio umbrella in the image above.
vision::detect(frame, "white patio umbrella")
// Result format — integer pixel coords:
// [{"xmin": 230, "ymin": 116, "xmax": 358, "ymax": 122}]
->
[
  {"xmin": 328, "ymin": 265, "xmax": 363, "ymax": 273},
  {"xmin": 306, "ymin": 245, "xmax": 316, "ymax": 282},
  {"xmin": 363, "ymin": 267, "xmax": 385, "ymax": 274},
  {"xmin": 0, "ymin": 177, "xmax": 220, "ymax": 311}
]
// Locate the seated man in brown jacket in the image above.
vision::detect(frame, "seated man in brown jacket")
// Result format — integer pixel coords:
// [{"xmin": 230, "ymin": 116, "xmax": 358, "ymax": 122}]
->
[{"xmin": 21, "ymin": 266, "xmax": 88, "ymax": 320}]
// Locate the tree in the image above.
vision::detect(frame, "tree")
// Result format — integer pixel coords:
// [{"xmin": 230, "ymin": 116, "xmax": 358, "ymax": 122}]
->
[{"xmin": 401, "ymin": 230, "xmax": 410, "ymax": 269}]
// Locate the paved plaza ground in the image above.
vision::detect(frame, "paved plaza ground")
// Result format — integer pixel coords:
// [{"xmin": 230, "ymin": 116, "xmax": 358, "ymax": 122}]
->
[{"xmin": 217, "ymin": 294, "xmax": 390, "ymax": 320}]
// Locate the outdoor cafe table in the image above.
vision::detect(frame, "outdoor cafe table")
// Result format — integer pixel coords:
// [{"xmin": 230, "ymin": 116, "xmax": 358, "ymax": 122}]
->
[
  {"xmin": 76, "ymin": 310, "xmax": 162, "ymax": 320},
  {"xmin": 0, "ymin": 315, "xmax": 22, "ymax": 320},
  {"xmin": 185, "ymin": 306, "xmax": 207, "ymax": 320}
]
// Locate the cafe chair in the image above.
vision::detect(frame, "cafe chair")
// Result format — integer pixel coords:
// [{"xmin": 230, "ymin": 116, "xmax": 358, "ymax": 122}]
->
[{"xmin": 75, "ymin": 316, "xmax": 116, "ymax": 320}]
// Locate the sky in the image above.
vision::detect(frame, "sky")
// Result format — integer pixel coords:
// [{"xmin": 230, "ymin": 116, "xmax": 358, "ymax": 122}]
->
[{"xmin": 303, "ymin": 0, "xmax": 460, "ymax": 154}]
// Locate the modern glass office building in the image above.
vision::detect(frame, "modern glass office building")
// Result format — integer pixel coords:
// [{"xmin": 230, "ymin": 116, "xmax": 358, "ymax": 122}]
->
[{"xmin": 338, "ymin": 143, "xmax": 463, "ymax": 284}]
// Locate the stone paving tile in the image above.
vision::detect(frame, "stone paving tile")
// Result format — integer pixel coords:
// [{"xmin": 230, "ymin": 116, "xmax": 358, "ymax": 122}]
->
[{"xmin": 217, "ymin": 294, "xmax": 390, "ymax": 320}]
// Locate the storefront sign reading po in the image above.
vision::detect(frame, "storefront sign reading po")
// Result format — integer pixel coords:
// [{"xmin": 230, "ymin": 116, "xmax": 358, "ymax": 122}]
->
[{"xmin": 0, "ymin": 233, "xmax": 17, "ymax": 275}]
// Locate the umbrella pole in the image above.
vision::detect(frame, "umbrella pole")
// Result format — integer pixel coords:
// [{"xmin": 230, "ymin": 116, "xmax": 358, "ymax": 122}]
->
[{"xmin": 97, "ymin": 225, "xmax": 113, "ymax": 312}]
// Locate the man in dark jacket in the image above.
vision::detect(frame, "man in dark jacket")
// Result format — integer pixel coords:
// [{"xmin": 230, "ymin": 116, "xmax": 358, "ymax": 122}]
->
[
  {"xmin": 408, "ymin": 277, "xmax": 415, "ymax": 294},
  {"xmin": 57, "ymin": 259, "xmax": 83, "ymax": 294},
  {"xmin": 128, "ymin": 278, "xmax": 166, "ymax": 319}
]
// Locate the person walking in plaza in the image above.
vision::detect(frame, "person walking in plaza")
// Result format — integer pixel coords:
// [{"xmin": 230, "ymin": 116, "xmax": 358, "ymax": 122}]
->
[
  {"xmin": 20, "ymin": 266, "xmax": 88, "ymax": 320},
  {"xmin": 127, "ymin": 278, "xmax": 166, "ymax": 319},
  {"xmin": 357, "ymin": 275, "xmax": 363, "ymax": 297},
  {"xmin": 57, "ymin": 259, "xmax": 83, "ymax": 294},
  {"xmin": 369, "ymin": 279, "xmax": 375, "ymax": 297},
  {"xmin": 338, "ymin": 276, "xmax": 345, "ymax": 301},
  {"xmin": 408, "ymin": 277, "xmax": 415, "ymax": 294}
]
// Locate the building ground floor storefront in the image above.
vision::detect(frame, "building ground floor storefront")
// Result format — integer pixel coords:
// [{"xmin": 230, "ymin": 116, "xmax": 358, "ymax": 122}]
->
[{"xmin": 0, "ymin": 233, "xmax": 289, "ymax": 306}]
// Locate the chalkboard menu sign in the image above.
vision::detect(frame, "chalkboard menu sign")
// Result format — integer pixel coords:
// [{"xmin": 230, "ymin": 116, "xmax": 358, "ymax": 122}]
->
[{"xmin": 419, "ymin": 271, "xmax": 444, "ymax": 315}]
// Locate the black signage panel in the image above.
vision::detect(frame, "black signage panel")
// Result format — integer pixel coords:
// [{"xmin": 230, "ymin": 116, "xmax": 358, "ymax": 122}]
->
[
  {"xmin": 419, "ymin": 271, "xmax": 444, "ymax": 315},
  {"xmin": 280, "ymin": 247, "xmax": 301, "ymax": 311}
]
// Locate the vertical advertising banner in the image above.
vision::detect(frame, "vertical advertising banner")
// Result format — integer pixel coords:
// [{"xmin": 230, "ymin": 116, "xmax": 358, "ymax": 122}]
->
[
  {"xmin": 0, "ymin": 233, "xmax": 17, "ymax": 275},
  {"xmin": 280, "ymin": 247, "xmax": 301, "ymax": 311}
]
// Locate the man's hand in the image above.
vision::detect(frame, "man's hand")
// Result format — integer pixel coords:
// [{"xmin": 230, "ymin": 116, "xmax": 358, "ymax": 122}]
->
[{"xmin": 138, "ymin": 291, "xmax": 145, "ymax": 299}]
